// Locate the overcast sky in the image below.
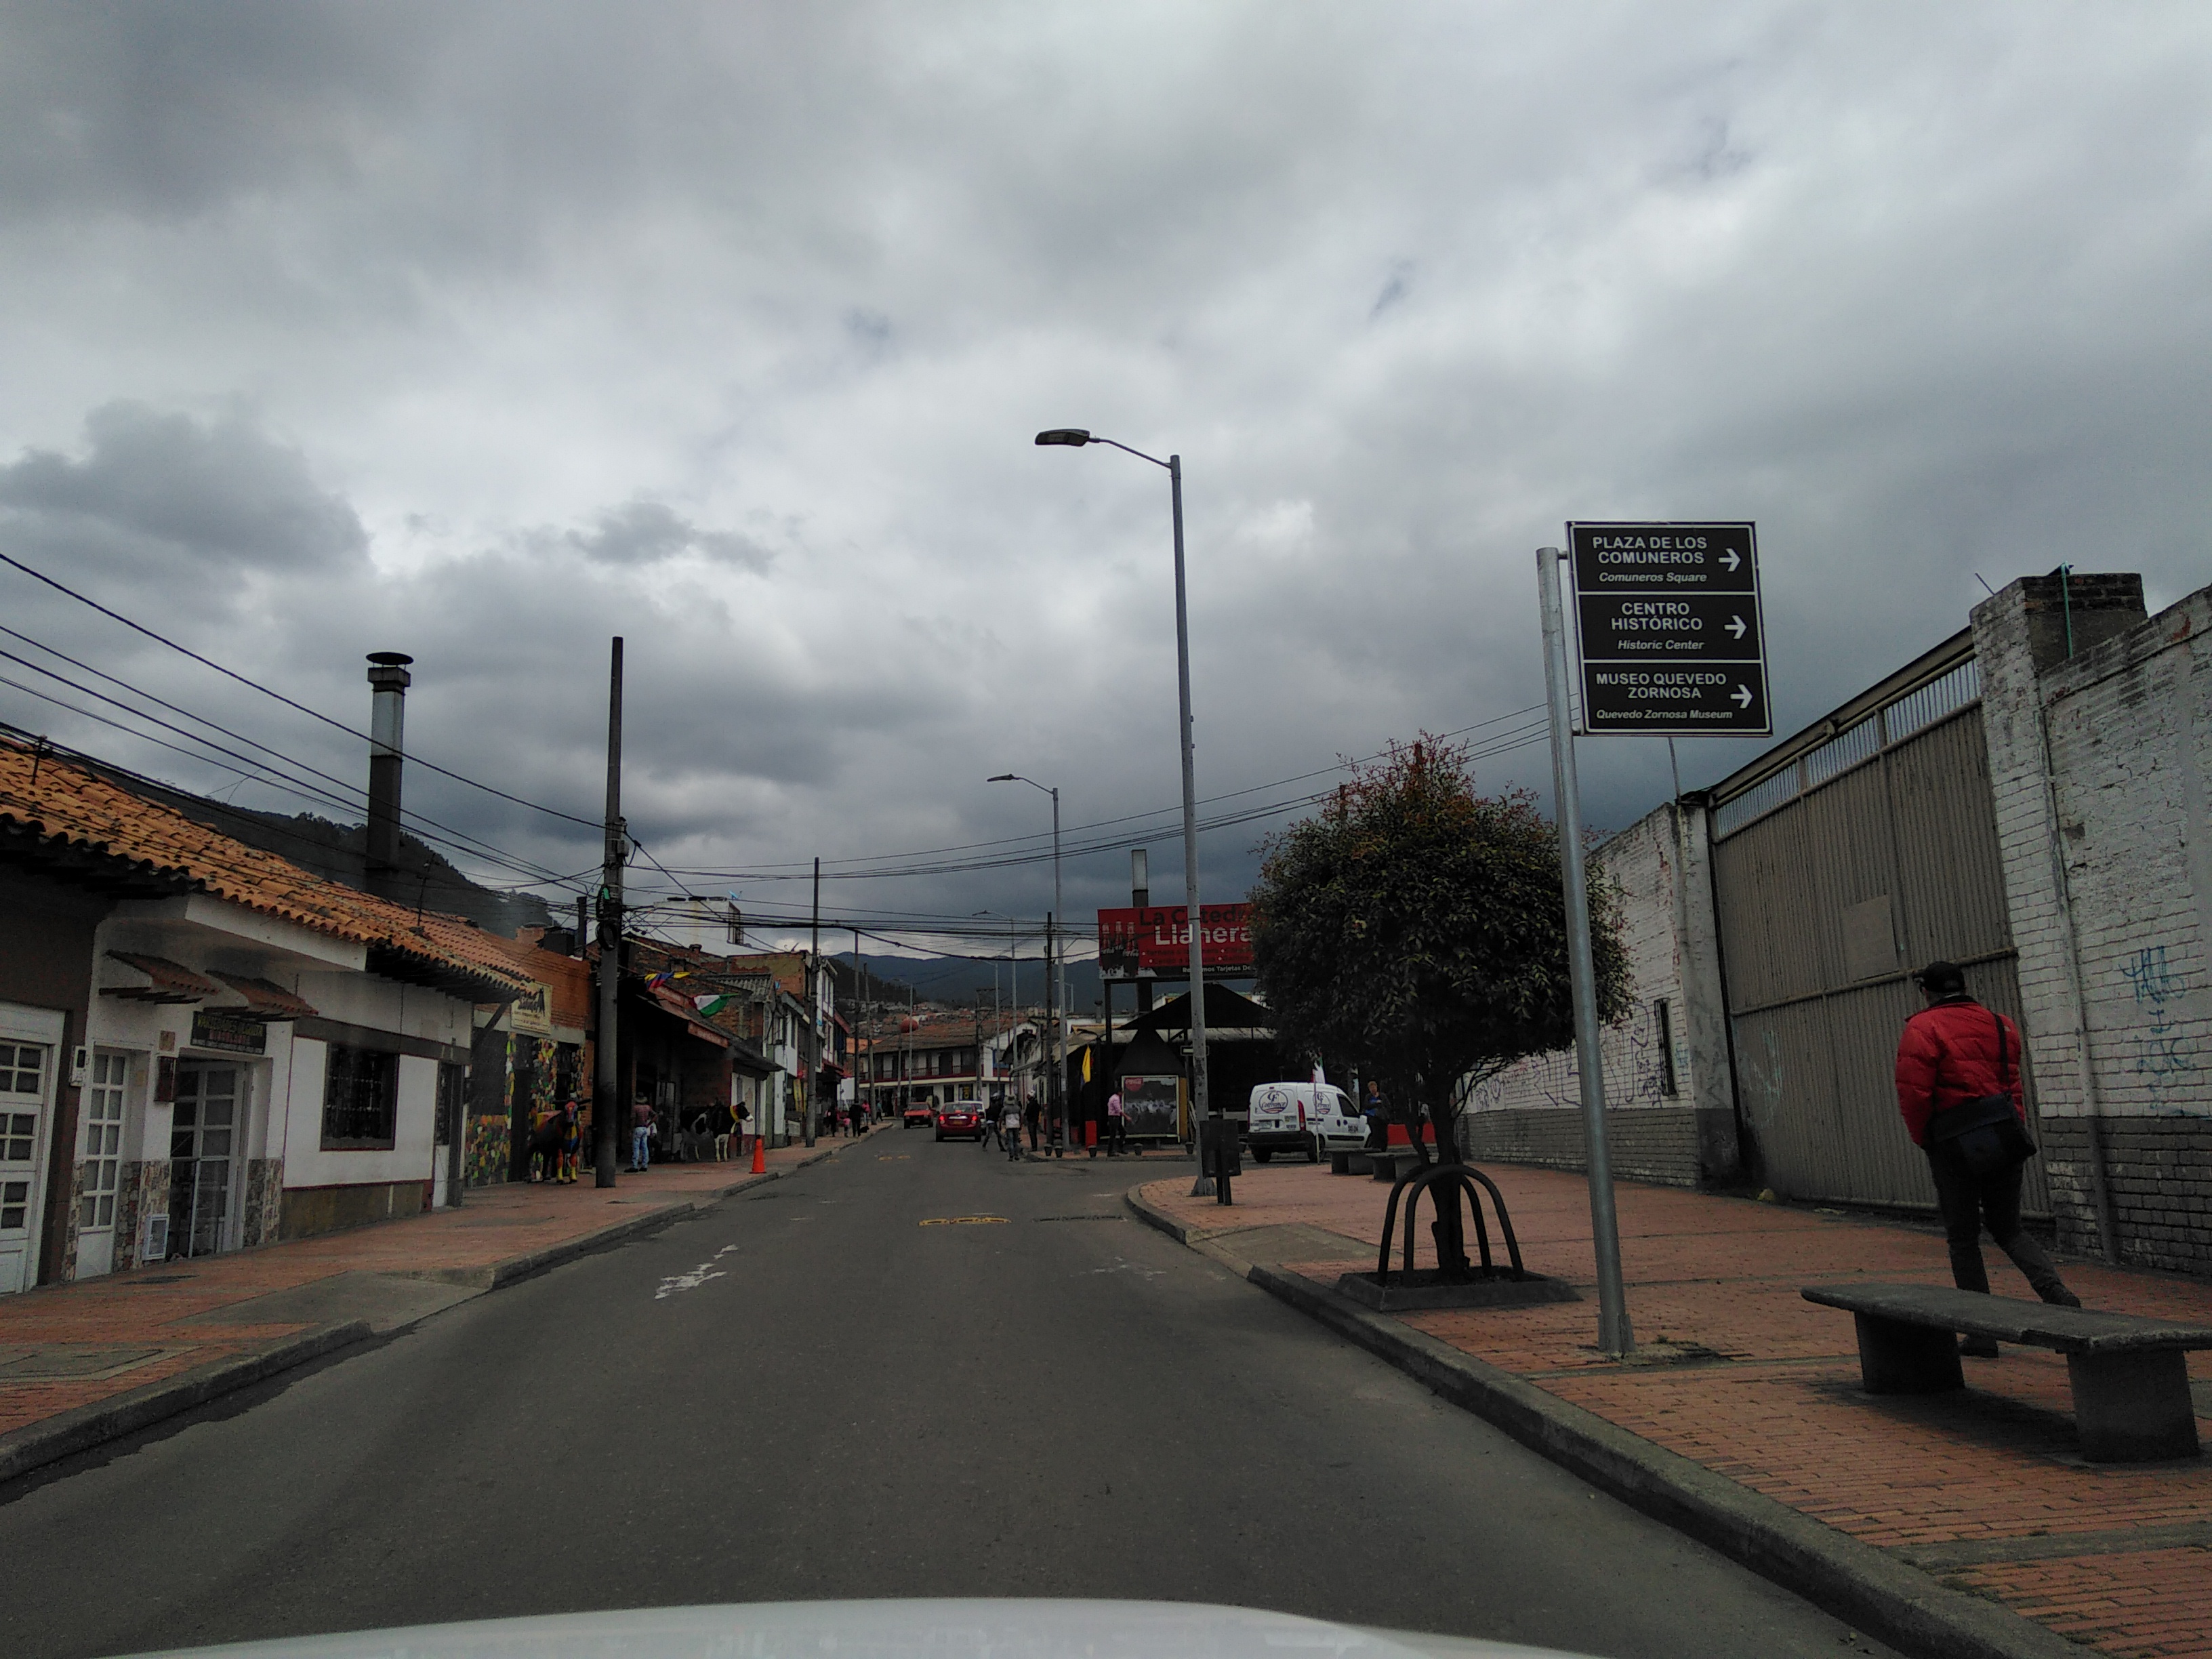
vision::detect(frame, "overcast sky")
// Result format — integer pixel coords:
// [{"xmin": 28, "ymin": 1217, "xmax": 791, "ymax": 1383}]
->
[{"xmin": 2, "ymin": 2, "xmax": 2207, "ymax": 962}]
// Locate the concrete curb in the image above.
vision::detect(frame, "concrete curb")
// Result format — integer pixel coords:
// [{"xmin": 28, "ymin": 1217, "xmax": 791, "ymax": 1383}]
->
[
  {"xmin": 0, "ymin": 1319, "xmax": 372, "ymax": 1490},
  {"xmin": 1124, "ymin": 1185, "xmax": 2074, "ymax": 1659},
  {"xmin": 0, "ymin": 1147, "xmax": 854, "ymax": 1492}
]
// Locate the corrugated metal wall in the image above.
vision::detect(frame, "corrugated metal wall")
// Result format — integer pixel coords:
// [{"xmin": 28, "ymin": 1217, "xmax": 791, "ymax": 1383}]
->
[{"xmin": 1712, "ymin": 699, "xmax": 2047, "ymax": 1213}]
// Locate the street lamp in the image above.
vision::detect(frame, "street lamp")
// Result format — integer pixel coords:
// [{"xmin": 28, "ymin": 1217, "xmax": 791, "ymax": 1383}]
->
[
  {"xmin": 1033, "ymin": 427, "xmax": 1215, "ymax": 1198},
  {"xmin": 972, "ymin": 909, "xmax": 1018, "ymax": 1112},
  {"xmin": 988, "ymin": 775, "xmax": 1063, "ymax": 1154}
]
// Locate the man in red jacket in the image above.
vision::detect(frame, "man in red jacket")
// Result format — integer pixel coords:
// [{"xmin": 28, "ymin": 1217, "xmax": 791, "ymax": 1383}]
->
[{"xmin": 1896, "ymin": 961, "xmax": 2078, "ymax": 1354}]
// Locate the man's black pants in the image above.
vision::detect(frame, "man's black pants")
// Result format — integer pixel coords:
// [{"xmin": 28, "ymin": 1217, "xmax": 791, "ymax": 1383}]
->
[{"xmin": 1925, "ymin": 1147, "xmax": 2071, "ymax": 1303}]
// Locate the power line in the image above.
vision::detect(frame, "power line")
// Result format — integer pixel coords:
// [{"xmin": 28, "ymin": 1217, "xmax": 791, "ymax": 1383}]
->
[
  {"xmin": 659, "ymin": 728, "xmax": 1551, "ymax": 885},
  {"xmin": 0, "ymin": 548, "xmax": 602, "ymax": 830},
  {"xmin": 0, "ymin": 714, "xmax": 591, "ymax": 909},
  {"xmin": 672, "ymin": 701, "xmax": 1553, "ymax": 878},
  {"xmin": 0, "ymin": 633, "xmax": 579, "ymax": 888}
]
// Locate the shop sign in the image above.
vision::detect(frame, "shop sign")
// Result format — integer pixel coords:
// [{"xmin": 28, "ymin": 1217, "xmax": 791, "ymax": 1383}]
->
[
  {"xmin": 510, "ymin": 982, "xmax": 554, "ymax": 1036},
  {"xmin": 1096, "ymin": 904, "xmax": 1253, "ymax": 979},
  {"xmin": 190, "ymin": 1010, "xmax": 266, "ymax": 1054}
]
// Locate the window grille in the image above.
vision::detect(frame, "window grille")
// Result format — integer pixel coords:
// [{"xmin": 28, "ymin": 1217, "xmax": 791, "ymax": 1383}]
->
[
  {"xmin": 1883, "ymin": 658, "xmax": 1981, "ymax": 745},
  {"xmin": 1713, "ymin": 655, "xmax": 1982, "ymax": 840},
  {"xmin": 322, "ymin": 1044, "xmax": 398, "ymax": 1147}
]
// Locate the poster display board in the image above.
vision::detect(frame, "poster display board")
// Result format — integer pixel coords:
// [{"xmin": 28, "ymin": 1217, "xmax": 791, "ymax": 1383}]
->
[{"xmin": 1118, "ymin": 1074, "xmax": 1184, "ymax": 1140}]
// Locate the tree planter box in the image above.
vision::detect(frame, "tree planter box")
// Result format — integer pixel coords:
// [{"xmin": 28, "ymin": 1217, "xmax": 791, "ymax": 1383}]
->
[{"xmin": 1336, "ymin": 1269, "xmax": 1582, "ymax": 1312}]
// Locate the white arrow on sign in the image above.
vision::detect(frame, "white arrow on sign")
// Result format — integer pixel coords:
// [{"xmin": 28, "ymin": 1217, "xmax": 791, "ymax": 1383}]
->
[
  {"xmin": 1731, "ymin": 685, "xmax": 1754, "ymax": 708},
  {"xmin": 1720, "ymin": 549, "xmax": 1742, "ymax": 572},
  {"xmin": 1726, "ymin": 615, "xmax": 1747, "ymax": 640}
]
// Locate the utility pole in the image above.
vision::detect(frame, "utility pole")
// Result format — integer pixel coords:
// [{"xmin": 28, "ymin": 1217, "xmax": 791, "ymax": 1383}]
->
[
  {"xmin": 594, "ymin": 638, "xmax": 625, "ymax": 1188},
  {"xmin": 804, "ymin": 857, "xmax": 820, "ymax": 1146},
  {"xmin": 1537, "ymin": 547, "xmax": 1633, "ymax": 1354},
  {"xmin": 1045, "ymin": 909, "xmax": 1058, "ymax": 1151},
  {"xmin": 854, "ymin": 924, "xmax": 867, "ymax": 1126}
]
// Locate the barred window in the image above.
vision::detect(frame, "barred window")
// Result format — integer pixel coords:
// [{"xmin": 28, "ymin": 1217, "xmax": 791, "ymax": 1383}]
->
[{"xmin": 322, "ymin": 1044, "xmax": 398, "ymax": 1149}]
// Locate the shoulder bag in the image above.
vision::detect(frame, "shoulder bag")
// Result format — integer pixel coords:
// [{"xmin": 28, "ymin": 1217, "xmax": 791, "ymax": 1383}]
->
[{"xmin": 1926, "ymin": 1008, "xmax": 2038, "ymax": 1178}]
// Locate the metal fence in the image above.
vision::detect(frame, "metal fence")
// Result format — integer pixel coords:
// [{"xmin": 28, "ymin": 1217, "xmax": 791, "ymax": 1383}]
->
[{"xmin": 1708, "ymin": 647, "xmax": 2047, "ymax": 1214}]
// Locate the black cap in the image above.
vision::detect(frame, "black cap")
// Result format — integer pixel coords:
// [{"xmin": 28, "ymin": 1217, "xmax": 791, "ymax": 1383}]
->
[{"xmin": 1912, "ymin": 960, "xmax": 1967, "ymax": 994}]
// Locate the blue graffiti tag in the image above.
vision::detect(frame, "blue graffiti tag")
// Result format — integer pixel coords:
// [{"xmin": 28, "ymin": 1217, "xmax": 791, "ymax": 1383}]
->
[{"xmin": 2119, "ymin": 945, "xmax": 2196, "ymax": 1085}]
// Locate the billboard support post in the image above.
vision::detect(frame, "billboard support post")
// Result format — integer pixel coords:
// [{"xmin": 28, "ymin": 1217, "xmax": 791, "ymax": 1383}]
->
[{"xmin": 1538, "ymin": 547, "xmax": 1634, "ymax": 1357}]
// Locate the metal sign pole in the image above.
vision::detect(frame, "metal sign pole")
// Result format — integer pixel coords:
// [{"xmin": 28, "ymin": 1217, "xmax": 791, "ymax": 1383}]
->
[{"xmin": 1537, "ymin": 547, "xmax": 1634, "ymax": 1355}]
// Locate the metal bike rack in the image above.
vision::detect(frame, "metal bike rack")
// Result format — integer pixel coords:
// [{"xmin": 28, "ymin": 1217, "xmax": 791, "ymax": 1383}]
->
[{"xmin": 1376, "ymin": 1161, "xmax": 1529, "ymax": 1286}]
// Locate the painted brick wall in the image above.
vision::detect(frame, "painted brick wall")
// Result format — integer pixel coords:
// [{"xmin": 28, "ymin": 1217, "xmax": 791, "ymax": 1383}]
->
[
  {"xmin": 1975, "ymin": 574, "xmax": 2212, "ymax": 1272},
  {"xmin": 1463, "ymin": 1106, "xmax": 1704, "ymax": 1188},
  {"xmin": 1459, "ymin": 802, "xmax": 1738, "ymax": 1187}
]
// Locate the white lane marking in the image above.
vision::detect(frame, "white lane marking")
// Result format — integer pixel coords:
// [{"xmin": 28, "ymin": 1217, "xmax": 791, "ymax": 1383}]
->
[
  {"xmin": 656, "ymin": 1245, "xmax": 737, "ymax": 1300},
  {"xmin": 1088, "ymin": 1256, "xmax": 1164, "ymax": 1279}
]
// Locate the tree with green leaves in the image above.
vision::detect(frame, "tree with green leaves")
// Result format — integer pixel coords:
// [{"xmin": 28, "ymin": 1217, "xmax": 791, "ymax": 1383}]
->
[{"xmin": 1250, "ymin": 737, "xmax": 1629, "ymax": 1218}]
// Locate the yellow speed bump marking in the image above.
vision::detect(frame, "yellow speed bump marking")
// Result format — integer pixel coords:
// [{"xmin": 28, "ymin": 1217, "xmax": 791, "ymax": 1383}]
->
[
  {"xmin": 877, "ymin": 1155, "xmax": 910, "ymax": 1161},
  {"xmin": 918, "ymin": 1215, "xmax": 1010, "ymax": 1227}
]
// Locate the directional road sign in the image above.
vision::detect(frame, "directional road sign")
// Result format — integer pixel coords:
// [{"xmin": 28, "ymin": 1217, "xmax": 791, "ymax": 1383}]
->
[{"xmin": 1567, "ymin": 521, "xmax": 1769, "ymax": 736}]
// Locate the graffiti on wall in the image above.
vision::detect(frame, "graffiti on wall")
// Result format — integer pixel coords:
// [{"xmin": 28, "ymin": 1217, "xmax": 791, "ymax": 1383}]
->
[{"xmin": 2118, "ymin": 944, "xmax": 2197, "ymax": 1101}]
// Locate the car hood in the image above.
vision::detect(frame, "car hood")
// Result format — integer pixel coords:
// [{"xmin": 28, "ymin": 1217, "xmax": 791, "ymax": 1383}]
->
[{"xmin": 115, "ymin": 1599, "xmax": 1578, "ymax": 1659}]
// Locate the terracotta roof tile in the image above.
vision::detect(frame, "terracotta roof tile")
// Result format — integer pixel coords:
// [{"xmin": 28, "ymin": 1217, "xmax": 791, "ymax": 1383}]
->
[{"xmin": 0, "ymin": 736, "xmax": 532, "ymax": 998}]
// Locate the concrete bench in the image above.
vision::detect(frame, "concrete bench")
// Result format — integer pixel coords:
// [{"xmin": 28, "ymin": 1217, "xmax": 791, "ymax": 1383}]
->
[
  {"xmin": 1803, "ymin": 1282, "xmax": 2212, "ymax": 1462},
  {"xmin": 1370, "ymin": 1148, "xmax": 1425, "ymax": 1182}
]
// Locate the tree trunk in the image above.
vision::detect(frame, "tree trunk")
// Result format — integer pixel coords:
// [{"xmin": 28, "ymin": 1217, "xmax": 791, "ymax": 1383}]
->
[{"xmin": 1425, "ymin": 1094, "xmax": 1471, "ymax": 1279}]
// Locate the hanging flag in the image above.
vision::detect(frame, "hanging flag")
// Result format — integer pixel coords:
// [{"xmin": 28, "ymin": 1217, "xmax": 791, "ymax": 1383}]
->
[{"xmin": 694, "ymin": 994, "xmax": 732, "ymax": 1018}]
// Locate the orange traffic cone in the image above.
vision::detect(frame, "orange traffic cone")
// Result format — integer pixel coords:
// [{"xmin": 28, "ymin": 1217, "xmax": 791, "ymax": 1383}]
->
[{"xmin": 750, "ymin": 1133, "xmax": 766, "ymax": 1174}]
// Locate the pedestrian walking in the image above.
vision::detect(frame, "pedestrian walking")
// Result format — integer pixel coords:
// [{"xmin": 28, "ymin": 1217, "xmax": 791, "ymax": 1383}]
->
[
  {"xmin": 525, "ymin": 1104, "xmax": 563, "ymax": 1183},
  {"xmin": 557, "ymin": 1099, "xmax": 581, "ymax": 1183},
  {"xmin": 1024, "ymin": 1097, "xmax": 1042, "ymax": 1153},
  {"xmin": 1001, "ymin": 1099, "xmax": 1024, "ymax": 1161},
  {"xmin": 1105, "ymin": 1088, "xmax": 1127, "ymax": 1155},
  {"xmin": 1896, "ymin": 960, "xmax": 2078, "ymax": 1355},
  {"xmin": 630, "ymin": 1097, "xmax": 655, "ymax": 1173}
]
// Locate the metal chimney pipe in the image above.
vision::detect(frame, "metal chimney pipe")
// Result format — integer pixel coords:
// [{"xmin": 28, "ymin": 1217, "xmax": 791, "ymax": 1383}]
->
[
  {"xmin": 1132, "ymin": 848, "xmax": 1151, "ymax": 1013},
  {"xmin": 365, "ymin": 651, "xmax": 413, "ymax": 899}
]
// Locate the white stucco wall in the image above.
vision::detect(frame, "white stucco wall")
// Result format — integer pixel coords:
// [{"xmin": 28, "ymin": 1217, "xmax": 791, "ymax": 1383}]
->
[
  {"xmin": 1460, "ymin": 802, "xmax": 1720, "ymax": 1118},
  {"xmin": 1976, "ymin": 581, "xmax": 2212, "ymax": 1122}
]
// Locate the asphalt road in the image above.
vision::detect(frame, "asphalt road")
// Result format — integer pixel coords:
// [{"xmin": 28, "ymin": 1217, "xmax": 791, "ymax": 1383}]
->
[{"xmin": 0, "ymin": 1136, "xmax": 1898, "ymax": 1659}]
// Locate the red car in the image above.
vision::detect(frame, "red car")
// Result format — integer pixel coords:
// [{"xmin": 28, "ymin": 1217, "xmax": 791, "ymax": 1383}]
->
[
  {"xmin": 902, "ymin": 1103, "xmax": 935, "ymax": 1128},
  {"xmin": 934, "ymin": 1102, "xmax": 986, "ymax": 1142}
]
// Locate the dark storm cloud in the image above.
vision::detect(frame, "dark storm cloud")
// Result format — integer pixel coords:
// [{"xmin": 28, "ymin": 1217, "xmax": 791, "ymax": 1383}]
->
[
  {"xmin": 0, "ymin": 402, "xmax": 367, "ymax": 576},
  {"xmin": 0, "ymin": 2, "xmax": 430, "ymax": 221},
  {"xmin": 567, "ymin": 500, "xmax": 773, "ymax": 571},
  {"xmin": 0, "ymin": 3, "xmax": 2209, "ymax": 949}
]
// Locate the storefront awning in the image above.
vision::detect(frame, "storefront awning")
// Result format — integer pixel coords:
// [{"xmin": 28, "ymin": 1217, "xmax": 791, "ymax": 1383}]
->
[
  {"xmin": 1127, "ymin": 982, "xmax": 1272, "ymax": 1034},
  {"xmin": 647, "ymin": 982, "xmax": 729, "ymax": 1048},
  {"xmin": 101, "ymin": 951, "xmax": 222, "ymax": 1004},
  {"xmin": 208, "ymin": 972, "xmax": 319, "ymax": 1022}
]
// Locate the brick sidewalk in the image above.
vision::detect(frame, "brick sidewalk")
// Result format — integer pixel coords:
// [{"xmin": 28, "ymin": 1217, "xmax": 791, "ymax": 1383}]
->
[
  {"xmin": 1138, "ymin": 1163, "xmax": 2212, "ymax": 1659},
  {"xmin": 0, "ymin": 1128, "xmax": 886, "ymax": 1446}
]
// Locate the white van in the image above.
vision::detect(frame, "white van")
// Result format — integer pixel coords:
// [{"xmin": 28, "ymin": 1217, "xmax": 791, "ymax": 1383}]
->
[{"xmin": 1244, "ymin": 1081, "xmax": 1364, "ymax": 1163}]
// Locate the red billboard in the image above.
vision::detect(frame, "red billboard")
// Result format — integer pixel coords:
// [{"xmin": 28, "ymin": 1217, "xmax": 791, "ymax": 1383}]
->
[{"xmin": 1096, "ymin": 903, "xmax": 1253, "ymax": 980}]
